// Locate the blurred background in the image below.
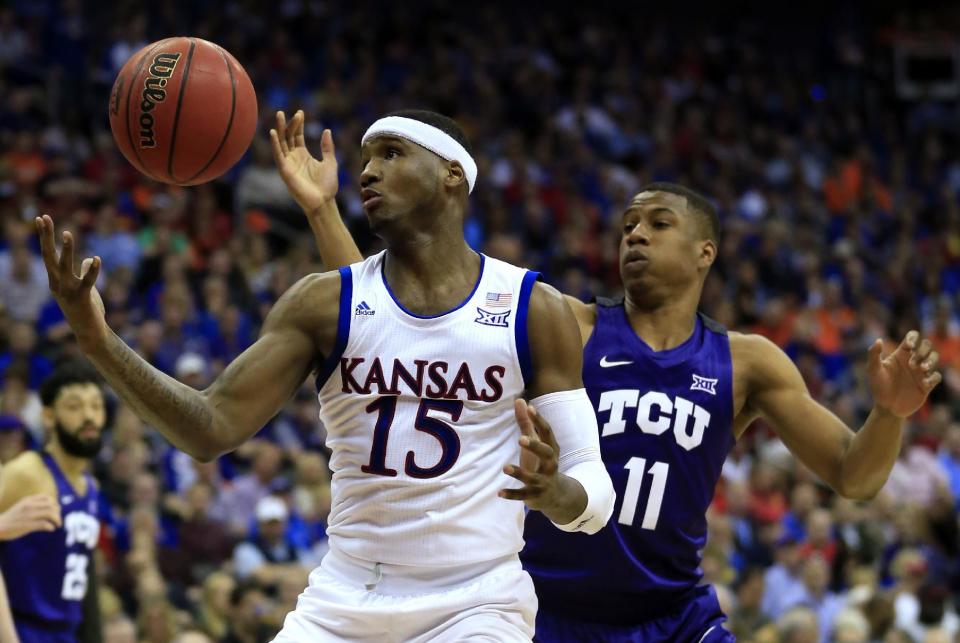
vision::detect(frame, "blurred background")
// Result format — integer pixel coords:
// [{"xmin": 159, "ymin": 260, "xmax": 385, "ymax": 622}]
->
[{"xmin": 1, "ymin": 0, "xmax": 959, "ymax": 641}]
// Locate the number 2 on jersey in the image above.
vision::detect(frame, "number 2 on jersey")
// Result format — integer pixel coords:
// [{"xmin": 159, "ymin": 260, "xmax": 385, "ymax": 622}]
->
[
  {"xmin": 619, "ymin": 457, "xmax": 669, "ymax": 530},
  {"xmin": 61, "ymin": 553, "xmax": 88, "ymax": 600},
  {"xmin": 362, "ymin": 397, "xmax": 463, "ymax": 478}
]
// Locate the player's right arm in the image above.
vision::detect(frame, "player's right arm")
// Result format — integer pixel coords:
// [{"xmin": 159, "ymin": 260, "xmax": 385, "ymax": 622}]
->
[
  {"xmin": 271, "ymin": 110, "xmax": 363, "ymax": 267},
  {"xmin": 36, "ymin": 215, "xmax": 340, "ymax": 461}
]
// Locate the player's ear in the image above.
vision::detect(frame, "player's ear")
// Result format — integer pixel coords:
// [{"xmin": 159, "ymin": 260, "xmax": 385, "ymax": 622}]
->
[
  {"xmin": 41, "ymin": 407, "xmax": 55, "ymax": 433},
  {"xmin": 445, "ymin": 161, "xmax": 466, "ymax": 191},
  {"xmin": 698, "ymin": 239, "xmax": 717, "ymax": 269}
]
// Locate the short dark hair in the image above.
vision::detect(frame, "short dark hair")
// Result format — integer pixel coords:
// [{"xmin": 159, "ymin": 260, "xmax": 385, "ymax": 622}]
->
[
  {"xmin": 638, "ymin": 182, "xmax": 720, "ymax": 244},
  {"xmin": 39, "ymin": 360, "xmax": 103, "ymax": 407},
  {"xmin": 384, "ymin": 109, "xmax": 473, "ymax": 155},
  {"xmin": 230, "ymin": 581, "xmax": 263, "ymax": 607}
]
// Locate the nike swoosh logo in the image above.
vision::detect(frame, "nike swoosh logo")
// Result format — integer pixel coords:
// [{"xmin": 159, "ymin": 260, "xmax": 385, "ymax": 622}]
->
[{"xmin": 600, "ymin": 356, "xmax": 633, "ymax": 367}]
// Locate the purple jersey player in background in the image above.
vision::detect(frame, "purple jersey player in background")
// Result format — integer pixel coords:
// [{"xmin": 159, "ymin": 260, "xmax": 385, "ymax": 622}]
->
[
  {"xmin": 521, "ymin": 183, "xmax": 941, "ymax": 642},
  {"xmin": 0, "ymin": 361, "xmax": 105, "ymax": 643},
  {"xmin": 290, "ymin": 130, "xmax": 944, "ymax": 640}
]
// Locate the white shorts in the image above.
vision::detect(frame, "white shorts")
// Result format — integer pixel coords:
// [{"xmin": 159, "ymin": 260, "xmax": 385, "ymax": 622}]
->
[{"xmin": 272, "ymin": 548, "xmax": 536, "ymax": 642}]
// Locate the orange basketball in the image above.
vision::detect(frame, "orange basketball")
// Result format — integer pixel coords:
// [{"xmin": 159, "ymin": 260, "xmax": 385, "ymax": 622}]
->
[{"xmin": 108, "ymin": 37, "xmax": 258, "ymax": 186}]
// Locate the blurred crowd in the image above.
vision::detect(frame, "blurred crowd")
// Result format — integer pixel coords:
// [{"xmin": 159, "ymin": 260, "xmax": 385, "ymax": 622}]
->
[{"xmin": 1, "ymin": 1, "xmax": 959, "ymax": 641}]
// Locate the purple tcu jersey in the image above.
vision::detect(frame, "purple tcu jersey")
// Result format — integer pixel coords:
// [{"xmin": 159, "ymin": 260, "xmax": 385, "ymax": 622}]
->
[
  {"xmin": 0, "ymin": 452, "xmax": 99, "ymax": 638},
  {"xmin": 522, "ymin": 298, "xmax": 735, "ymax": 624}
]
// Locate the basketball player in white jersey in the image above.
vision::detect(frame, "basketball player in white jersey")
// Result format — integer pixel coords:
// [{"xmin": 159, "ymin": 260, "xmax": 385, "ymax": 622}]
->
[{"xmin": 35, "ymin": 109, "xmax": 615, "ymax": 642}]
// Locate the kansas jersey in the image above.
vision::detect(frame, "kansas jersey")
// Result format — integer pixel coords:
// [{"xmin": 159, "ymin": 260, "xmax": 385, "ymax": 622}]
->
[
  {"xmin": 522, "ymin": 298, "xmax": 735, "ymax": 624},
  {"xmin": 0, "ymin": 452, "xmax": 99, "ymax": 639},
  {"xmin": 316, "ymin": 251, "xmax": 538, "ymax": 567}
]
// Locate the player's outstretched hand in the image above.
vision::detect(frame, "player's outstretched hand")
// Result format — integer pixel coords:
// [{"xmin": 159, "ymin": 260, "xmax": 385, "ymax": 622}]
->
[
  {"xmin": 500, "ymin": 399, "xmax": 562, "ymax": 512},
  {"xmin": 270, "ymin": 109, "xmax": 339, "ymax": 214},
  {"xmin": 0, "ymin": 494, "xmax": 62, "ymax": 540},
  {"xmin": 36, "ymin": 215, "xmax": 107, "ymax": 350},
  {"xmin": 868, "ymin": 330, "xmax": 942, "ymax": 418}
]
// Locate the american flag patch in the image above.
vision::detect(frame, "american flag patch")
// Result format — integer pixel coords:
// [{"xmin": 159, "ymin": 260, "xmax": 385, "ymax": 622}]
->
[{"xmin": 485, "ymin": 292, "xmax": 512, "ymax": 308}]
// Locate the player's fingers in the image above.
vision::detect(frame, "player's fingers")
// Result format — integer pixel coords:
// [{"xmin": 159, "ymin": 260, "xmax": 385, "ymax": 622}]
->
[
  {"xmin": 320, "ymin": 128, "xmax": 337, "ymax": 164},
  {"xmin": 498, "ymin": 487, "xmax": 534, "ymax": 501},
  {"xmin": 514, "ymin": 399, "xmax": 535, "ymax": 438},
  {"xmin": 275, "ymin": 111, "xmax": 290, "ymax": 154},
  {"xmin": 80, "ymin": 256, "xmax": 101, "ymax": 290},
  {"xmin": 294, "ymin": 110, "xmax": 306, "ymax": 148},
  {"xmin": 898, "ymin": 330, "xmax": 919, "ymax": 356},
  {"xmin": 28, "ymin": 502, "xmax": 61, "ymax": 526},
  {"xmin": 26, "ymin": 518, "xmax": 56, "ymax": 533},
  {"xmin": 528, "ymin": 406, "xmax": 559, "ymax": 451},
  {"xmin": 36, "ymin": 216, "xmax": 60, "ymax": 281},
  {"xmin": 911, "ymin": 339, "xmax": 932, "ymax": 366},
  {"xmin": 520, "ymin": 435, "xmax": 556, "ymax": 469},
  {"xmin": 503, "ymin": 464, "xmax": 541, "ymax": 486},
  {"xmin": 284, "ymin": 111, "xmax": 298, "ymax": 149},
  {"xmin": 269, "ymin": 129, "xmax": 286, "ymax": 163},
  {"xmin": 923, "ymin": 371, "xmax": 943, "ymax": 391},
  {"xmin": 59, "ymin": 230, "xmax": 76, "ymax": 282},
  {"xmin": 921, "ymin": 351, "xmax": 939, "ymax": 372},
  {"xmin": 866, "ymin": 339, "xmax": 883, "ymax": 372}
]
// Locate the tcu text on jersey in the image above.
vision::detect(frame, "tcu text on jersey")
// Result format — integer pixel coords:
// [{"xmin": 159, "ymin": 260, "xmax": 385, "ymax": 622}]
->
[
  {"xmin": 64, "ymin": 510, "xmax": 99, "ymax": 549},
  {"xmin": 598, "ymin": 389, "xmax": 711, "ymax": 451}
]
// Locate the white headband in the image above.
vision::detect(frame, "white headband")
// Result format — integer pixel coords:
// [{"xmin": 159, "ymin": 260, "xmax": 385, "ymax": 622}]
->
[{"xmin": 361, "ymin": 116, "xmax": 477, "ymax": 194}]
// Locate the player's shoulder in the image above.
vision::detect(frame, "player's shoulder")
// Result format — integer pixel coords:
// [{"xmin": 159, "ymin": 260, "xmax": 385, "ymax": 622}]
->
[
  {"xmin": 272, "ymin": 271, "xmax": 342, "ymax": 320},
  {"xmin": 1, "ymin": 451, "xmax": 54, "ymax": 495},
  {"xmin": 729, "ymin": 331, "xmax": 794, "ymax": 377}
]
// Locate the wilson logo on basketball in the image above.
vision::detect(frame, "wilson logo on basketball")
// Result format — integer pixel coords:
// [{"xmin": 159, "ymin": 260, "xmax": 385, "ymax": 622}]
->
[{"xmin": 138, "ymin": 52, "xmax": 182, "ymax": 149}]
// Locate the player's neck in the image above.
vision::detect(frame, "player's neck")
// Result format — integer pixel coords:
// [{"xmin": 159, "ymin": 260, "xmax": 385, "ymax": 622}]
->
[
  {"xmin": 623, "ymin": 290, "xmax": 700, "ymax": 351},
  {"xmin": 45, "ymin": 442, "xmax": 89, "ymax": 489},
  {"xmin": 384, "ymin": 231, "xmax": 478, "ymax": 293}
]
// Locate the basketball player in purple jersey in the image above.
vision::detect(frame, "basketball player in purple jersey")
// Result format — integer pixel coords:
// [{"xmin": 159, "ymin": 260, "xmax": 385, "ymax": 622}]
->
[
  {"xmin": 302, "ymin": 141, "xmax": 942, "ymax": 639},
  {"xmin": 0, "ymin": 362, "xmax": 105, "ymax": 643}
]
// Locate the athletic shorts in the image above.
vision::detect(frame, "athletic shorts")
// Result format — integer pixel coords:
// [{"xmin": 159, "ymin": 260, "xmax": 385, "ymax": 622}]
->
[
  {"xmin": 534, "ymin": 585, "xmax": 734, "ymax": 643},
  {"xmin": 273, "ymin": 548, "xmax": 536, "ymax": 642}
]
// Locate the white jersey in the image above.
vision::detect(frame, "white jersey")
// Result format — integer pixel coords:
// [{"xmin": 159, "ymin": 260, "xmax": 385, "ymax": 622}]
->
[{"xmin": 316, "ymin": 250, "xmax": 538, "ymax": 567}]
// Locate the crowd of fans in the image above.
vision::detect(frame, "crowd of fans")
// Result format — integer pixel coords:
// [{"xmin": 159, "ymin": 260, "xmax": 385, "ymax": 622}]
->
[{"xmin": 1, "ymin": 1, "xmax": 959, "ymax": 641}]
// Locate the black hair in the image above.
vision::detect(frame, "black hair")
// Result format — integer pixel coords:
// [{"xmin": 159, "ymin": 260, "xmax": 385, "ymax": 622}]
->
[
  {"xmin": 39, "ymin": 360, "xmax": 103, "ymax": 407},
  {"xmin": 638, "ymin": 182, "xmax": 720, "ymax": 244},
  {"xmin": 384, "ymin": 109, "xmax": 473, "ymax": 155},
  {"xmin": 230, "ymin": 581, "xmax": 262, "ymax": 607}
]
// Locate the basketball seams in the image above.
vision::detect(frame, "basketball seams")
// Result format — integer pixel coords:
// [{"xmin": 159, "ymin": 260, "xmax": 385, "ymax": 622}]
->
[
  {"xmin": 123, "ymin": 38, "xmax": 174, "ymax": 182},
  {"xmin": 183, "ymin": 43, "xmax": 238, "ymax": 184},
  {"xmin": 166, "ymin": 38, "xmax": 197, "ymax": 184}
]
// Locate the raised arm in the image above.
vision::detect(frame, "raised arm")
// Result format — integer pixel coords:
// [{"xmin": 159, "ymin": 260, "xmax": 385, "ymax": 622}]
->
[
  {"xmin": 500, "ymin": 281, "xmax": 615, "ymax": 533},
  {"xmin": 36, "ymin": 215, "xmax": 340, "ymax": 461},
  {"xmin": 736, "ymin": 331, "xmax": 941, "ymax": 500},
  {"xmin": 271, "ymin": 110, "xmax": 363, "ymax": 268}
]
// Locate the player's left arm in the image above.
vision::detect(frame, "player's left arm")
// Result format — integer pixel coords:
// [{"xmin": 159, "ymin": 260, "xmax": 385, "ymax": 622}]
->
[
  {"xmin": 739, "ymin": 331, "xmax": 941, "ymax": 500},
  {"xmin": 500, "ymin": 281, "xmax": 616, "ymax": 533}
]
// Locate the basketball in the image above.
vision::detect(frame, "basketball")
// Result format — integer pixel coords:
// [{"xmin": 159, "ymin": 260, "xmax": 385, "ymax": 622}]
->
[{"xmin": 107, "ymin": 37, "xmax": 257, "ymax": 186}]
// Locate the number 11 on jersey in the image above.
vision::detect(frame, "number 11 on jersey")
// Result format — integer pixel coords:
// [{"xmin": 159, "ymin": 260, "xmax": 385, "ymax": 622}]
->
[{"xmin": 618, "ymin": 457, "xmax": 669, "ymax": 530}]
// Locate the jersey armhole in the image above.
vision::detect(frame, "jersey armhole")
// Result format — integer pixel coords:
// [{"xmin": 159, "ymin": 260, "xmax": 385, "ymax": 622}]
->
[
  {"xmin": 515, "ymin": 270, "xmax": 540, "ymax": 391},
  {"xmin": 315, "ymin": 266, "xmax": 353, "ymax": 392}
]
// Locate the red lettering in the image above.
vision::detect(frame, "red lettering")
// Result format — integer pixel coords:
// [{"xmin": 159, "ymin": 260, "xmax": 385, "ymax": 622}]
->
[
  {"xmin": 425, "ymin": 362, "xmax": 449, "ymax": 398},
  {"xmin": 481, "ymin": 365, "xmax": 506, "ymax": 402},
  {"xmin": 340, "ymin": 358, "xmax": 365, "ymax": 393}
]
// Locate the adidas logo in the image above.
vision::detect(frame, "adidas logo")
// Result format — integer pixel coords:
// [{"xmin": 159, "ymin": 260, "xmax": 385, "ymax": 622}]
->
[{"xmin": 355, "ymin": 301, "xmax": 375, "ymax": 316}]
